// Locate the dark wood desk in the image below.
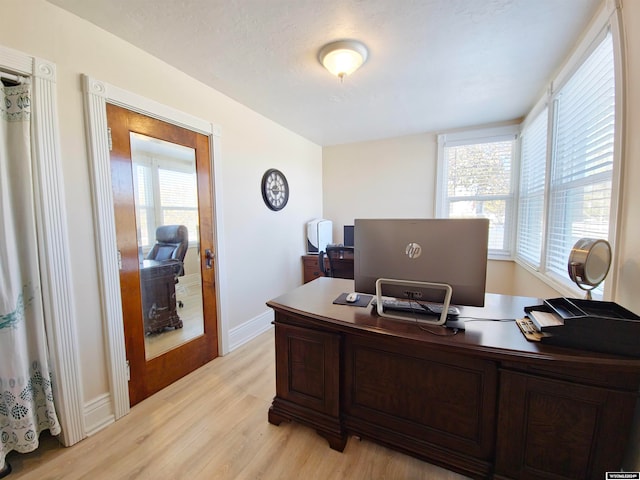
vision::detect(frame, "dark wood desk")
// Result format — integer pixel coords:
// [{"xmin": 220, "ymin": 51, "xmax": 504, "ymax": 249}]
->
[
  {"xmin": 140, "ymin": 259, "xmax": 183, "ymax": 334},
  {"xmin": 302, "ymin": 253, "xmax": 354, "ymax": 283},
  {"xmin": 267, "ymin": 278, "xmax": 640, "ymax": 480}
]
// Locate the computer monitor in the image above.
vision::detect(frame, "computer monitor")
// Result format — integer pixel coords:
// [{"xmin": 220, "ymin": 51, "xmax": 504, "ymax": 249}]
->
[
  {"xmin": 354, "ymin": 218, "xmax": 489, "ymax": 307},
  {"xmin": 343, "ymin": 225, "xmax": 354, "ymax": 247}
]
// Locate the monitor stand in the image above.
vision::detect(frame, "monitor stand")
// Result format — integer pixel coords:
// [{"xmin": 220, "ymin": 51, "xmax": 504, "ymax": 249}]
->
[
  {"xmin": 375, "ymin": 278, "xmax": 453, "ymax": 326},
  {"xmin": 444, "ymin": 318, "xmax": 466, "ymax": 330}
]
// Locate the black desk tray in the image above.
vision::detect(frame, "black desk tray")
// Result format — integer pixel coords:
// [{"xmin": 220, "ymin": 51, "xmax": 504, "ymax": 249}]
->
[{"xmin": 525, "ymin": 297, "xmax": 640, "ymax": 357}]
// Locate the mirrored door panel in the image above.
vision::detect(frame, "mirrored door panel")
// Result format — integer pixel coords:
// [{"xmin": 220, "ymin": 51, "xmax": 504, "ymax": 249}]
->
[{"xmin": 129, "ymin": 133, "xmax": 205, "ymax": 360}]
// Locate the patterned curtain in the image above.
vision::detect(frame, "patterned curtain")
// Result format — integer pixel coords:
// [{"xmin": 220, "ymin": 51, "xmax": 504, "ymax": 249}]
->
[{"xmin": 0, "ymin": 80, "xmax": 61, "ymax": 473}]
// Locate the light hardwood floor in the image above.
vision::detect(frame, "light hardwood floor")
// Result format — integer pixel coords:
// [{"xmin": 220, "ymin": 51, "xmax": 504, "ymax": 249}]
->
[
  {"xmin": 6, "ymin": 329, "xmax": 470, "ymax": 480},
  {"xmin": 144, "ymin": 288, "xmax": 204, "ymax": 359}
]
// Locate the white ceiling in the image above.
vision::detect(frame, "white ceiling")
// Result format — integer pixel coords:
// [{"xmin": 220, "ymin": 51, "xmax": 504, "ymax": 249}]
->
[{"xmin": 48, "ymin": 0, "xmax": 601, "ymax": 146}]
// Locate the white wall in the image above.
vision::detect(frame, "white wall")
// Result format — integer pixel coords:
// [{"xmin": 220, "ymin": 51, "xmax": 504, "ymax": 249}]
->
[
  {"xmin": 323, "ymin": 133, "xmax": 559, "ymax": 299},
  {"xmin": 0, "ymin": 0, "xmax": 321, "ymax": 428},
  {"xmin": 618, "ymin": 0, "xmax": 640, "ymax": 470},
  {"xmin": 183, "ymin": 247, "xmax": 200, "ymax": 277},
  {"xmin": 618, "ymin": 1, "xmax": 640, "ymax": 316},
  {"xmin": 323, "ymin": 133, "xmax": 438, "ymax": 233}
]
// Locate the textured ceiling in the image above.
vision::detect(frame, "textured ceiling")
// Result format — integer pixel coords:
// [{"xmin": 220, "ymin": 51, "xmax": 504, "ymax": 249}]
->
[{"xmin": 48, "ymin": 0, "xmax": 601, "ymax": 146}]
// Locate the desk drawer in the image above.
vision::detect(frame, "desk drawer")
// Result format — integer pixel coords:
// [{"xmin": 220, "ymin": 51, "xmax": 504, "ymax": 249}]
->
[
  {"xmin": 274, "ymin": 323, "xmax": 340, "ymax": 416},
  {"xmin": 302, "ymin": 255, "xmax": 323, "ymax": 283},
  {"xmin": 343, "ymin": 336, "xmax": 498, "ymax": 461},
  {"xmin": 495, "ymin": 370, "xmax": 636, "ymax": 479}
]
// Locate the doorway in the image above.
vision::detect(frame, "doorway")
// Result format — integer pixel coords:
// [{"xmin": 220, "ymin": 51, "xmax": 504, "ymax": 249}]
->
[{"xmin": 107, "ymin": 104, "xmax": 219, "ymax": 406}]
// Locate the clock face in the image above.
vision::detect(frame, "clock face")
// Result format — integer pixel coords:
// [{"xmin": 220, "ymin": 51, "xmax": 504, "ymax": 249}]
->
[{"xmin": 261, "ymin": 168, "xmax": 289, "ymax": 211}]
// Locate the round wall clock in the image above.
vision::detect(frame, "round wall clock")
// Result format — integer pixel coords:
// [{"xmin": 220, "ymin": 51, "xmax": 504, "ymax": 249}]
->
[{"xmin": 261, "ymin": 168, "xmax": 289, "ymax": 211}]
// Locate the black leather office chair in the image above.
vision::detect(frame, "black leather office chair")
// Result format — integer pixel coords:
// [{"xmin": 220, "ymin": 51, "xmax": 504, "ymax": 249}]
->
[
  {"xmin": 319, "ymin": 245, "xmax": 354, "ymax": 279},
  {"xmin": 146, "ymin": 225, "xmax": 188, "ymax": 275},
  {"xmin": 141, "ymin": 225, "xmax": 188, "ymax": 331},
  {"xmin": 146, "ymin": 224, "xmax": 189, "ymax": 284}
]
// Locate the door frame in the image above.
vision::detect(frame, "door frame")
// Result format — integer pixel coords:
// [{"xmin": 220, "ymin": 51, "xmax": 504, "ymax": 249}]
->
[{"xmin": 83, "ymin": 75, "xmax": 229, "ymax": 421}]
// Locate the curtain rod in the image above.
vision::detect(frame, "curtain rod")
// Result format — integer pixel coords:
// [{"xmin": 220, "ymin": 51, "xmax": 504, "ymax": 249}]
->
[{"xmin": 0, "ymin": 71, "xmax": 27, "ymax": 84}]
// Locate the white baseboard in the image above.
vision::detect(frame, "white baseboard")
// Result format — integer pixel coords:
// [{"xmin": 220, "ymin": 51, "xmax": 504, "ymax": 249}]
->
[
  {"xmin": 84, "ymin": 393, "xmax": 115, "ymax": 436},
  {"xmin": 228, "ymin": 309, "xmax": 274, "ymax": 352}
]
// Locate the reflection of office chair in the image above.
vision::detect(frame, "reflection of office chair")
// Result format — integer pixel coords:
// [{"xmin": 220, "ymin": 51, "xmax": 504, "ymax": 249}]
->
[
  {"xmin": 319, "ymin": 246, "xmax": 354, "ymax": 279},
  {"xmin": 146, "ymin": 225, "xmax": 189, "ymax": 274},
  {"xmin": 147, "ymin": 225, "xmax": 188, "ymax": 307}
]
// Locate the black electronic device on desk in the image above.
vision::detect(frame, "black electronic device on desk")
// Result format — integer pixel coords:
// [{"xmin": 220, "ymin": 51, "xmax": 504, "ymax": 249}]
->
[{"xmin": 525, "ymin": 297, "xmax": 640, "ymax": 357}]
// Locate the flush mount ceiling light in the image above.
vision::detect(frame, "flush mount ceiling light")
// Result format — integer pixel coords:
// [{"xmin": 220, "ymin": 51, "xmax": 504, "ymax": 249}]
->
[{"xmin": 318, "ymin": 40, "xmax": 368, "ymax": 81}]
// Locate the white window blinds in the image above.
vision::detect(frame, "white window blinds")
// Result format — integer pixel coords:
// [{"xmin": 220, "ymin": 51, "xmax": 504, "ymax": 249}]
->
[
  {"xmin": 517, "ymin": 108, "xmax": 548, "ymax": 268},
  {"xmin": 134, "ymin": 163, "xmax": 156, "ymax": 247},
  {"xmin": 133, "ymin": 162, "xmax": 199, "ymax": 248},
  {"xmin": 546, "ymin": 32, "xmax": 615, "ymax": 284},
  {"xmin": 440, "ymin": 134, "xmax": 516, "ymax": 257},
  {"xmin": 158, "ymin": 168, "xmax": 199, "ymax": 242},
  {"xmin": 515, "ymin": 29, "xmax": 616, "ymax": 297}
]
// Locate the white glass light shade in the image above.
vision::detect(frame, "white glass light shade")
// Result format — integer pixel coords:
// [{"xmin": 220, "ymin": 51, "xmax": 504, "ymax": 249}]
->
[{"xmin": 318, "ymin": 40, "xmax": 368, "ymax": 79}]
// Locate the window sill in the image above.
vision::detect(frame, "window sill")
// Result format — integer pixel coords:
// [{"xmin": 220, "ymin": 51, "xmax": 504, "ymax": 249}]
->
[{"xmin": 513, "ymin": 258, "xmax": 603, "ymax": 301}]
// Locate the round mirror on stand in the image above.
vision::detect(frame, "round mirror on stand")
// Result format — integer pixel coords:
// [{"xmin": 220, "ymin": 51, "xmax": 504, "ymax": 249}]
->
[{"xmin": 567, "ymin": 238, "xmax": 612, "ymax": 300}]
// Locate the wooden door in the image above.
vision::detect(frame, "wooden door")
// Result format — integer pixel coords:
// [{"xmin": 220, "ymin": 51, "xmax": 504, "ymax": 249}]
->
[{"xmin": 107, "ymin": 103, "xmax": 218, "ymax": 406}]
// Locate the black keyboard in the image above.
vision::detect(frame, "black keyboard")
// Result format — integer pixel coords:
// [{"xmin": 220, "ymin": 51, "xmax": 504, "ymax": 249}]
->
[{"xmin": 372, "ymin": 298, "xmax": 460, "ymax": 316}]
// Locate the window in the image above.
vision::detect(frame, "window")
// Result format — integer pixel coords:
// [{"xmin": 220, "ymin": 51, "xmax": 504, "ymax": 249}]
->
[
  {"xmin": 134, "ymin": 162, "xmax": 155, "ymax": 246},
  {"xmin": 436, "ymin": 19, "xmax": 619, "ymax": 299},
  {"xmin": 133, "ymin": 158, "xmax": 199, "ymax": 249},
  {"xmin": 437, "ymin": 126, "xmax": 518, "ymax": 258},
  {"xmin": 158, "ymin": 168, "xmax": 199, "ymax": 231},
  {"xmin": 517, "ymin": 108, "xmax": 548, "ymax": 267},
  {"xmin": 516, "ymin": 30, "xmax": 616, "ymax": 297}
]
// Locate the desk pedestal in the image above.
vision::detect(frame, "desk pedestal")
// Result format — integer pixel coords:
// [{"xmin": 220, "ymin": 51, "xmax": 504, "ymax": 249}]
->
[{"xmin": 140, "ymin": 260, "xmax": 182, "ymax": 335}]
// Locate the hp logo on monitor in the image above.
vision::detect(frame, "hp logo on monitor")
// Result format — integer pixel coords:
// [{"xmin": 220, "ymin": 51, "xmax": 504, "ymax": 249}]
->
[{"xmin": 405, "ymin": 242, "xmax": 422, "ymax": 259}]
